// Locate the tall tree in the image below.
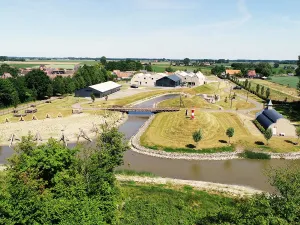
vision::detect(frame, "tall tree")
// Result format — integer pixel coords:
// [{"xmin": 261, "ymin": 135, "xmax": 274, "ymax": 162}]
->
[
  {"xmin": 266, "ymin": 88, "xmax": 271, "ymax": 99},
  {"xmin": 183, "ymin": 58, "xmax": 190, "ymax": 66},
  {"xmin": 264, "ymin": 128, "xmax": 273, "ymax": 145},
  {"xmin": 46, "ymin": 83, "xmax": 53, "ymax": 97},
  {"xmin": 274, "ymin": 62, "xmax": 280, "ymax": 68},
  {"xmin": 226, "ymin": 127, "xmax": 235, "ymax": 144},
  {"xmin": 145, "ymin": 64, "xmax": 153, "ymax": 72},
  {"xmin": 261, "ymin": 86, "xmax": 265, "ymax": 96},
  {"xmin": 100, "ymin": 56, "xmax": 107, "ymax": 65},
  {"xmin": 256, "ymin": 84, "xmax": 260, "ymax": 94},
  {"xmin": 296, "ymin": 56, "xmax": 300, "ymax": 76},
  {"xmin": 25, "ymin": 69, "xmax": 51, "ymax": 99},
  {"xmin": 0, "ymin": 79, "xmax": 19, "ymax": 107}
]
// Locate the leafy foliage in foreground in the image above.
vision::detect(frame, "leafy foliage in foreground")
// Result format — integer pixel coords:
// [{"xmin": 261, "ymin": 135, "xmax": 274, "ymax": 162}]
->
[
  {"xmin": 119, "ymin": 183, "xmax": 235, "ymax": 225},
  {"xmin": 198, "ymin": 163, "xmax": 300, "ymax": 224},
  {"xmin": 239, "ymin": 150, "xmax": 271, "ymax": 160},
  {"xmin": 0, "ymin": 127, "xmax": 129, "ymax": 225}
]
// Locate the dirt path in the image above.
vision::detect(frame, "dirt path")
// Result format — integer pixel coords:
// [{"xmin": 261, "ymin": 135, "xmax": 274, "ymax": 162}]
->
[{"xmin": 117, "ymin": 175, "xmax": 263, "ymax": 197}]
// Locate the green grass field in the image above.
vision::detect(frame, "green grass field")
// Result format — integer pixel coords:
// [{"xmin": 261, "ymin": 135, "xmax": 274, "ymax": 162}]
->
[
  {"xmin": 140, "ymin": 110, "xmax": 299, "ymax": 153},
  {"xmin": 270, "ymin": 76, "xmax": 299, "ymax": 89}
]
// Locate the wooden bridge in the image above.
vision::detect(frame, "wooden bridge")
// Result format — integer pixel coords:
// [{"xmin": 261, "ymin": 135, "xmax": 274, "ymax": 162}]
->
[{"xmin": 105, "ymin": 107, "xmax": 180, "ymax": 113}]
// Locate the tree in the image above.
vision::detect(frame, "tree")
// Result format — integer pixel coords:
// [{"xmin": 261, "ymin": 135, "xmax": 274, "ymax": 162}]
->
[
  {"xmin": 52, "ymin": 76, "xmax": 66, "ymax": 95},
  {"xmin": 296, "ymin": 126, "xmax": 300, "ymax": 145},
  {"xmin": 165, "ymin": 66, "xmax": 174, "ymax": 72},
  {"xmin": 199, "ymin": 164, "xmax": 300, "ymax": 224},
  {"xmin": 266, "ymin": 88, "xmax": 271, "ymax": 99},
  {"xmin": 256, "ymin": 62, "xmax": 272, "ymax": 77},
  {"xmin": 183, "ymin": 58, "xmax": 190, "ymax": 66},
  {"xmin": 46, "ymin": 83, "xmax": 53, "ymax": 97},
  {"xmin": 91, "ymin": 93, "xmax": 95, "ymax": 102},
  {"xmin": 261, "ymin": 86, "xmax": 265, "ymax": 96},
  {"xmin": 274, "ymin": 62, "xmax": 280, "ymax": 68},
  {"xmin": 0, "ymin": 126, "xmax": 129, "ymax": 224},
  {"xmin": 100, "ymin": 56, "xmax": 107, "ymax": 65},
  {"xmin": 256, "ymin": 84, "xmax": 260, "ymax": 94},
  {"xmin": 297, "ymin": 78, "xmax": 300, "ymax": 95},
  {"xmin": 226, "ymin": 127, "xmax": 234, "ymax": 144},
  {"xmin": 192, "ymin": 129, "xmax": 202, "ymax": 145},
  {"xmin": 0, "ymin": 79, "xmax": 19, "ymax": 107},
  {"xmin": 25, "ymin": 69, "xmax": 51, "ymax": 99},
  {"xmin": 145, "ymin": 64, "xmax": 153, "ymax": 72},
  {"xmin": 296, "ymin": 56, "xmax": 300, "ymax": 76},
  {"xmin": 264, "ymin": 128, "xmax": 273, "ymax": 145}
]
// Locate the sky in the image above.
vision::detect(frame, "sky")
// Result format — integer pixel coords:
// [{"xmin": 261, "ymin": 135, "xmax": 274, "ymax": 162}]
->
[{"xmin": 0, "ymin": 0, "xmax": 300, "ymax": 60}]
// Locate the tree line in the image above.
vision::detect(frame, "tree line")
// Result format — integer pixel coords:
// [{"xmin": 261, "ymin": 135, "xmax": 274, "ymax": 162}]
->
[
  {"xmin": 0, "ymin": 64, "xmax": 114, "ymax": 108},
  {"xmin": 104, "ymin": 59, "xmax": 143, "ymax": 71}
]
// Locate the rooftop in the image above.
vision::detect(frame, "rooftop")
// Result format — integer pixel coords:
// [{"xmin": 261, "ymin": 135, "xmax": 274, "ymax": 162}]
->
[{"xmin": 89, "ymin": 81, "xmax": 121, "ymax": 93}]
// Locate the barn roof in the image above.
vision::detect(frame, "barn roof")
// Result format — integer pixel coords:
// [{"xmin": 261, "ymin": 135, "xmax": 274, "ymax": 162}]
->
[
  {"xmin": 256, "ymin": 109, "xmax": 283, "ymax": 129},
  {"xmin": 89, "ymin": 81, "xmax": 121, "ymax": 93},
  {"xmin": 167, "ymin": 74, "xmax": 181, "ymax": 82}
]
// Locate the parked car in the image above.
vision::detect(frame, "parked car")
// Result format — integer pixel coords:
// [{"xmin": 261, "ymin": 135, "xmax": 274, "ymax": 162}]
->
[
  {"xmin": 130, "ymin": 84, "xmax": 138, "ymax": 88},
  {"xmin": 233, "ymin": 86, "xmax": 242, "ymax": 90}
]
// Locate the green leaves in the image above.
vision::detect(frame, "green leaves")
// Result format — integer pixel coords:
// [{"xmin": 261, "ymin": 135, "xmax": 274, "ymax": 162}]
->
[
  {"xmin": 1, "ymin": 126, "xmax": 128, "ymax": 224},
  {"xmin": 192, "ymin": 129, "xmax": 203, "ymax": 144}
]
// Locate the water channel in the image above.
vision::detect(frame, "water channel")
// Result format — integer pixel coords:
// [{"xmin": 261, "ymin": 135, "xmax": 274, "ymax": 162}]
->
[{"xmin": 1, "ymin": 94, "xmax": 299, "ymax": 192}]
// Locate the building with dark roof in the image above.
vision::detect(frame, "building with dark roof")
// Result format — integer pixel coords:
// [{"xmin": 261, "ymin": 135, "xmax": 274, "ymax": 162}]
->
[
  {"xmin": 255, "ymin": 100, "xmax": 296, "ymax": 136},
  {"xmin": 155, "ymin": 74, "xmax": 181, "ymax": 87},
  {"xmin": 75, "ymin": 81, "xmax": 121, "ymax": 98}
]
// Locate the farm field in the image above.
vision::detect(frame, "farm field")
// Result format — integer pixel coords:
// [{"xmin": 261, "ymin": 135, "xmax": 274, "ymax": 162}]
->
[
  {"xmin": 248, "ymin": 79, "xmax": 299, "ymax": 101},
  {"xmin": 151, "ymin": 62, "xmax": 212, "ymax": 75},
  {"xmin": 140, "ymin": 110, "xmax": 299, "ymax": 153},
  {"xmin": 0, "ymin": 60, "xmax": 98, "ymax": 69},
  {"xmin": 270, "ymin": 76, "xmax": 299, "ymax": 89}
]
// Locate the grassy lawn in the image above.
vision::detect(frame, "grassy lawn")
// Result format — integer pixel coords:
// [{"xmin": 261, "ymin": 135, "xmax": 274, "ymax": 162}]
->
[
  {"xmin": 270, "ymin": 76, "xmax": 299, "ymax": 89},
  {"xmin": 140, "ymin": 110, "xmax": 299, "ymax": 153},
  {"xmin": 119, "ymin": 182, "xmax": 234, "ymax": 225},
  {"xmin": 0, "ymin": 96, "xmax": 87, "ymax": 123},
  {"xmin": 249, "ymin": 79, "xmax": 299, "ymax": 102}
]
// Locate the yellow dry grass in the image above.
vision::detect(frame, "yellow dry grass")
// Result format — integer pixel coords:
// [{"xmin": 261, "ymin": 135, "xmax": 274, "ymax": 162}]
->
[
  {"xmin": 0, "ymin": 96, "xmax": 87, "ymax": 123},
  {"xmin": 141, "ymin": 110, "xmax": 300, "ymax": 153}
]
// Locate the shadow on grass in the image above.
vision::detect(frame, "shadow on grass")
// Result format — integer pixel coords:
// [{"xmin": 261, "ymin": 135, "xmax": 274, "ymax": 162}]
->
[
  {"xmin": 255, "ymin": 141, "xmax": 265, "ymax": 146},
  {"xmin": 219, "ymin": 140, "xmax": 227, "ymax": 144},
  {"xmin": 285, "ymin": 140, "xmax": 296, "ymax": 145},
  {"xmin": 186, "ymin": 144, "xmax": 196, "ymax": 148}
]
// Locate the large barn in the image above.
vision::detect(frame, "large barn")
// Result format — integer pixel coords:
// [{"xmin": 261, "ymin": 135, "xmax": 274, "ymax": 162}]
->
[
  {"xmin": 155, "ymin": 75, "xmax": 181, "ymax": 87},
  {"xmin": 130, "ymin": 73, "xmax": 166, "ymax": 86},
  {"xmin": 75, "ymin": 81, "xmax": 121, "ymax": 98},
  {"xmin": 256, "ymin": 100, "xmax": 296, "ymax": 136}
]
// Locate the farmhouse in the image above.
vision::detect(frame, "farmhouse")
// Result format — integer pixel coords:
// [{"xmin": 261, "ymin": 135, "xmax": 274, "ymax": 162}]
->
[
  {"xmin": 130, "ymin": 72, "xmax": 166, "ymax": 86},
  {"xmin": 75, "ymin": 81, "xmax": 121, "ymax": 98},
  {"xmin": 255, "ymin": 100, "xmax": 296, "ymax": 136},
  {"xmin": 112, "ymin": 70, "xmax": 133, "ymax": 80},
  {"xmin": 156, "ymin": 75, "xmax": 181, "ymax": 87},
  {"xmin": 174, "ymin": 71, "xmax": 206, "ymax": 86},
  {"xmin": 247, "ymin": 70, "xmax": 258, "ymax": 78},
  {"xmin": 226, "ymin": 69, "xmax": 241, "ymax": 76}
]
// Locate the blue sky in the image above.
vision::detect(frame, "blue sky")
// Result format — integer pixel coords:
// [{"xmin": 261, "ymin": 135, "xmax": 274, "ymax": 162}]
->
[{"xmin": 0, "ymin": 0, "xmax": 299, "ymax": 59}]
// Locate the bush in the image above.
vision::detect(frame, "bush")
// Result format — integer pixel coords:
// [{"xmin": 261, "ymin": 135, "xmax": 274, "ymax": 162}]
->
[
  {"xmin": 253, "ymin": 120, "xmax": 265, "ymax": 133},
  {"xmin": 239, "ymin": 150, "xmax": 271, "ymax": 159}
]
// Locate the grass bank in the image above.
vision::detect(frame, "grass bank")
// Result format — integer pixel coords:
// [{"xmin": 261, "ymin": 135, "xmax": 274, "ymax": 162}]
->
[
  {"xmin": 140, "ymin": 111, "xmax": 300, "ymax": 153},
  {"xmin": 119, "ymin": 182, "xmax": 235, "ymax": 225}
]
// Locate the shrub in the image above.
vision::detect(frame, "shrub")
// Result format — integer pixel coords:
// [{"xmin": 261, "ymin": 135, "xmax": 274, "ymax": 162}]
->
[
  {"xmin": 253, "ymin": 120, "xmax": 265, "ymax": 133},
  {"xmin": 239, "ymin": 150, "xmax": 271, "ymax": 159}
]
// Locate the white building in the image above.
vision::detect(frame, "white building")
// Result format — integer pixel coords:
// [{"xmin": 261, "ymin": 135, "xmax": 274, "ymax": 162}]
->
[
  {"xmin": 174, "ymin": 70, "xmax": 206, "ymax": 86},
  {"xmin": 130, "ymin": 72, "xmax": 166, "ymax": 86}
]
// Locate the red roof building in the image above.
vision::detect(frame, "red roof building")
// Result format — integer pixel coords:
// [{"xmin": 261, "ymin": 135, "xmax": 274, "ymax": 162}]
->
[{"xmin": 247, "ymin": 70, "xmax": 257, "ymax": 78}]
